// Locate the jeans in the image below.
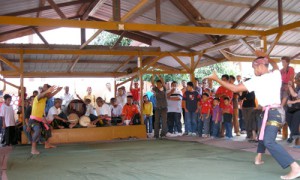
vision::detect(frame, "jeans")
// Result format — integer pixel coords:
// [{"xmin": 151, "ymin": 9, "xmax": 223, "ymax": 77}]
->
[
  {"xmin": 201, "ymin": 114, "xmax": 211, "ymax": 135},
  {"xmin": 144, "ymin": 115, "xmax": 153, "ymax": 133},
  {"xmin": 224, "ymin": 122, "xmax": 233, "ymax": 138},
  {"xmin": 212, "ymin": 122, "xmax": 221, "ymax": 138},
  {"xmin": 185, "ymin": 111, "xmax": 197, "ymax": 133},
  {"xmin": 257, "ymin": 109, "xmax": 295, "ymax": 169},
  {"xmin": 154, "ymin": 108, "xmax": 168, "ymax": 138},
  {"xmin": 167, "ymin": 112, "xmax": 182, "ymax": 133},
  {"xmin": 29, "ymin": 119, "xmax": 42, "ymax": 142},
  {"xmin": 286, "ymin": 110, "xmax": 300, "ymax": 138},
  {"xmin": 239, "ymin": 109, "xmax": 245, "ymax": 131}
]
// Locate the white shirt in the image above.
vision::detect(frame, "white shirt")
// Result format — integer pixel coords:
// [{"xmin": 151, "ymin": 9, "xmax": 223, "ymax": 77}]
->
[
  {"xmin": 103, "ymin": 90, "xmax": 114, "ymax": 104},
  {"xmin": 0, "ymin": 104, "xmax": 15, "ymax": 127},
  {"xmin": 95, "ymin": 103, "xmax": 111, "ymax": 117},
  {"xmin": 61, "ymin": 93, "xmax": 74, "ymax": 106},
  {"xmin": 167, "ymin": 89, "xmax": 182, "ymax": 113},
  {"xmin": 243, "ymin": 70, "xmax": 281, "ymax": 107},
  {"xmin": 116, "ymin": 94, "xmax": 127, "ymax": 107},
  {"xmin": 85, "ymin": 104, "xmax": 94, "ymax": 116},
  {"xmin": 47, "ymin": 106, "xmax": 61, "ymax": 122},
  {"xmin": 111, "ymin": 104, "xmax": 123, "ymax": 117}
]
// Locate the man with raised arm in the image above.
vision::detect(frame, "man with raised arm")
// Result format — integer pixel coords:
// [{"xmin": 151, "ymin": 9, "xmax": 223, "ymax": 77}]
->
[
  {"xmin": 29, "ymin": 84, "xmax": 62, "ymax": 155},
  {"xmin": 206, "ymin": 50, "xmax": 300, "ymax": 180}
]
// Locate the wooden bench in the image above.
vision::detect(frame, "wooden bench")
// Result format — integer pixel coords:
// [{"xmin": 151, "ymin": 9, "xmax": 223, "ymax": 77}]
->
[{"xmin": 21, "ymin": 125, "xmax": 147, "ymax": 144}]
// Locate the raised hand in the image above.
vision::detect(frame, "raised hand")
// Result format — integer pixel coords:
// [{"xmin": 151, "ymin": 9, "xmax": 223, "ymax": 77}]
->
[{"xmin": 204, "ymin": 71, "xmax": 218, "ymax": 81}]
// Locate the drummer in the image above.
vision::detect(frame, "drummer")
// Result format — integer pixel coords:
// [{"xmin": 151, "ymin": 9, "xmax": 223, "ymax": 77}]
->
[
  {"xmin": 95, "ymin": 97, "xmax": 111, "ymax": 126},
  {"xmin": 48, "ymin": 98, "xmax": 76, "ymax": 129}
]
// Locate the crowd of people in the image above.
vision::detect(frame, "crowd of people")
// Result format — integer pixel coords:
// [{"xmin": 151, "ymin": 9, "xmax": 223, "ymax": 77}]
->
[{"xmin": 0, "ymin": 56, "xmax": 299, "ymax": 151}]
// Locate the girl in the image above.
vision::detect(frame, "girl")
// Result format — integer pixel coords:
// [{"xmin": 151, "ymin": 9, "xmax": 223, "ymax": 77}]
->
[{"xmin": 142, "ymin": 95, "xmax": 153, "ymax": 135}]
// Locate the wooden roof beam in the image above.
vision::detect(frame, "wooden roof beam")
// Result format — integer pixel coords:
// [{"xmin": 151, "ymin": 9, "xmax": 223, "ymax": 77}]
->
[
  {"xmin": 156, "ymin": 0, "xmax": 161, "ymax": 24},
  {"xmin": 46, "ymin": 0, "xmax": 67, "ymax": 19},
  {"xmin": 170, "ymin": 0, "xmax": 216, "ymax": 43},
  {"xmin": 82, "ymin": 0, "xmax": 107, "ymax": 20},
  {"xmin": 0, "ymin": 16, "xmax": 264, "ymax": 36},
  {"xmin": 113, "ymin": 56, "xmax": 136, "ymax": 72},
  {"xmin": 278, "ymin": 0, "xmax": 283, "ymax": 27},
  {"xmin": 37, "ymin": 0, "xmax": 46, "ymax": 17},
  {"xmin": 0, "ymin": 55, "xmax": 20, "ymax": 72},
  {"xmin": 31, "ymin": 27, "xmax": 50, "ymax": 48}
]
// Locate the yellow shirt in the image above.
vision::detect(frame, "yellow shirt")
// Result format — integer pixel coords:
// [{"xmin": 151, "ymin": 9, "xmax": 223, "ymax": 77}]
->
[
  {"xmin": 84, "ymin": 94, "xmax": 96, "ymax": 107},
  {"xmin": 143, "ymin": 102, "xmax": 153, "ymax": 116},
  {"xmin": 31, "ymin": 96, "xmax": 47, "ymax": 118}
]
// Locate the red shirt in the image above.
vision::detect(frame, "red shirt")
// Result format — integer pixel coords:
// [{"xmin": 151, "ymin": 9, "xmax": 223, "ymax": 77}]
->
[
  {"xmin": 199, "ymin": 100, "xmax": 211, "ymax": 114},
  {"xmin": 281, "ymin": 66, "xmax": 294, "ymax": 84},
  {"xmin": 122, "ymin": 103, "xmax": 139, "ymax": 120},
  {"xmin": 216, "ymin": 86, "xmax": 233, "ymax": 109},
  {"xmin": 222, "ymin": 104, "xmax": 233, "ymax": 114},
  {"xmin": 130, "ymin": 88, "xmax": 140, "ymax": 102}
]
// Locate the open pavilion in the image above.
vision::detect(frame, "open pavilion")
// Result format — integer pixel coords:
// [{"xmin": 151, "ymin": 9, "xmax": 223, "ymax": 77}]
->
[{"xmin": 0, "ymin": 0, "xmax": 300, "ymax": 179}]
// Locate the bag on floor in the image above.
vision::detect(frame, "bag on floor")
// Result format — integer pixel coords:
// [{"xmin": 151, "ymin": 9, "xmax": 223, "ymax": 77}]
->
[{"xmin": 131, "ymin": 113, "xmax": 141, "ymax": 125}]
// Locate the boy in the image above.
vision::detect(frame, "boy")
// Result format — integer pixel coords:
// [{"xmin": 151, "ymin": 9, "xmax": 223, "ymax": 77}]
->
[
  {"xmin": 111, "ymin": 98, "xmax": 123, "ymax": 125},
  {"xmin": 211, "ymin": 98, "xmax": 222, "ymax": 138},
  {"xmin": 199, "ymin": 93, "xmax": 211, "ymax": 137},
  {"xmin": 223, "ymin": 97, "xmax": 233, "ymax": 139},
  {"xmin": 122, "ymin": 95, "xmax": 139, "ymax": 125},
  {"xmin": 183, "ymin": 82, "xmax": 201, "ymax": 136},
  {"xmin": 1, "ymin": 94, "xmax": 17, "ymax": 146}
]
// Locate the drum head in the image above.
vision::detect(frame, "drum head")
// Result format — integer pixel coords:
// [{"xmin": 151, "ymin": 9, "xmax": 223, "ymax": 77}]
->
[
  {"xmin": 79, "ymin": 116, "xmax": 91, "ymax": 127},
  {"xmin": 68, "ymin": 113, "xmax": 79, "ymax": 124}
]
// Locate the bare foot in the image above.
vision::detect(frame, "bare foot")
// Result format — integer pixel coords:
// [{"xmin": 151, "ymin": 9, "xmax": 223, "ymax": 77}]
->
[
  {"xmin": 281, "ymin": 167, "xmax": 300, "ymax": 179},
  {"xmin": 45, "ymin": 144, "xmax": 56, "ymax": 149},
  {"xmin": 31, "ymin": 150, "xmax": 40, "ymax": 155},
  {"xmin": 254, "ymin": 155, "xmax": 264, "ymax": 165}
]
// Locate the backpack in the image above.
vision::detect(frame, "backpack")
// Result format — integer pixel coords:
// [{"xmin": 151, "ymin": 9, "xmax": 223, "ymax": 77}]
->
[{"xmin": 131, "ymin": 113, "xmax": 141, "ymax": 125}]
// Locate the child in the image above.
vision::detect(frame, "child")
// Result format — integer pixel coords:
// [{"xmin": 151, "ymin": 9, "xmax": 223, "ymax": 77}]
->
[
  {"xmin": 142, "ymin": 95, "xmax": 153, "ymax": 135},
  {"xmin": 223, "ymin": 97, "xmax": 233, "ymax": 139},
  {"xmin": 199, "ymin": 93, "xmax": 211, "ymax": 137},
  {"xmin": 1, "ymin": 94, "xmax": 17, "ymax": 146},
  {"xmin": 122, "ymin": 95, "xmax": 139, "ymax": 125},
  {"xmin": 211, "ymin": 98, "xmax": 222, "ymax": 138},
  {"xmin": 183, "ymin": 82, "xmax": 201, "ymax": 136}
]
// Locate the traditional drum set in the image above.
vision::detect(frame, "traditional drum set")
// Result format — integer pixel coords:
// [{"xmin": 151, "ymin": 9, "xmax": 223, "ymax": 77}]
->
[{"xmin": 66, "ymin": 99, "xmax": 91, "ymax": 127}]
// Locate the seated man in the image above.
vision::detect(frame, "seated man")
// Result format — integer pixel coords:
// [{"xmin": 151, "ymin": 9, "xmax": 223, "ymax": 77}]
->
[
  {"xmin": 122, "ymin": 95, "xmax": 140, "ymax": 125},
  {"xmin": 111, "ymin": 98, "xmax": 123, "ymax": 125},
  {"xmin": 95, "ymin": 97, "xmax": 111, "ymax": 126},
  {"xmin": 47, "ymin": 98, "xmax": 76, "ymax": 129}
]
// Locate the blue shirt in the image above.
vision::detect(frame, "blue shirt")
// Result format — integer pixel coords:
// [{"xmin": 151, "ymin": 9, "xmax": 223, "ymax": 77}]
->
[{"xmin": 45, "ymin": 97, "xmax": 54, "ymax": 116}]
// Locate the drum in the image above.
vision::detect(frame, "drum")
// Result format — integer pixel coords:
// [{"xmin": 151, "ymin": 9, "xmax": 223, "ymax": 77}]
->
[
  {"xmin": 67, "ymin": 99, "xmax": 87, "ymax": 117},
  {"xmin": 68, "ymin": 113, "xmax": 79, "ymax": 124},
  {"xmin": 79, "ymin": 116, "xmax": 91, "ymax": 127}
]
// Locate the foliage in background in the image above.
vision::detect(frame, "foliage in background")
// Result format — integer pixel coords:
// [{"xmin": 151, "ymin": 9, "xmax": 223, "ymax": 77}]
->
[{"xmin": 93, "ymin": 31, "xmax": 132, "ymax": 46}]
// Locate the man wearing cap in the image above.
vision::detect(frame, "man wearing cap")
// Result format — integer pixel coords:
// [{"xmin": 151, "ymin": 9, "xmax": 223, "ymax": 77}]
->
[{"xmin": 206, "ymin": 50, "xmax": 300, "ymax": 180}]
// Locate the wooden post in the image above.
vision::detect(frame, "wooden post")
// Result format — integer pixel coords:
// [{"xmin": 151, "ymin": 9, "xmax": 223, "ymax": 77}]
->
[
  {"xmin": 20, "ymin": 53, "xmax": 25, "ymax": 124},
  {"xmin": 114, "ymin": 78, "xmax": 117, "ymax": 98},
  {"xmin": 138, "ymin": 56, "xmax": 144, "ymax": 125}
]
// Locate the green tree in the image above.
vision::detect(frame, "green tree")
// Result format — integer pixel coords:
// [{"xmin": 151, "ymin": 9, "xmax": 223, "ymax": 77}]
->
[{"xmin": 93, "ymin": 31, "xmax": 132, "ymax": 46}]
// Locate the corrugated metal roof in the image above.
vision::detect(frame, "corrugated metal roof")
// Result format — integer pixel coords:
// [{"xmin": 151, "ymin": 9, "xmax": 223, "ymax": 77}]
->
[{"xmin": 0, "ymin": 0, "xmax": 300, "ymax": 77}]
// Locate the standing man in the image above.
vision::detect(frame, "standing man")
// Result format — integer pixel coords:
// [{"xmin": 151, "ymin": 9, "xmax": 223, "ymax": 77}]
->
[
  {"xmin": 229, "ymin": 75, "xmax": 240, "ymax": 136},
  {"xmin": 84, "ymin": 87, "xmax": 96, "ymax": 107},
  {"xmin": 130, "ymin": 80, "xmax": 141, "ymax": 105},
  {"xmin": 151, "ymin": 75, "xmax": 168, "ymax": 139},
  {"xmin": 167, "ymin": 81, "xmax": 183, "ymax": 135},
  {"xmin": 30, "ymin": 84, "xmax": 62, "ymax": 155},
  {"xmin": 60, "ymin": 86, "xmax": 73, "ymax": 114},
  {"xmin": 103, "ymin": 83, "xmax": 114, "ymax": 104},
  {"xmin": 181, "ymin": 80, "xmax": 187, "ymax": 134},
  {"xmin": 206, "ymin": 51, "xmax": 300, "ymax": 180}
]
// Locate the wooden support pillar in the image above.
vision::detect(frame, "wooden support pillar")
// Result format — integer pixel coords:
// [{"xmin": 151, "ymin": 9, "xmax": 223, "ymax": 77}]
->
[
  {"xmin": 20, "ymin": 53, "xmax": 25, "ymax": 123},
  {"xmin": 114, "ymin": 78, "xmax": 117, "ymax": 98},
  {"xmin": 138, "ymin": 56, "xmax": 144, "ymax": 125},
  {"xmin": 260, "ymin": 36, "xmax": 267, "ymax": 53},
  {"xmin": 190, "ymin": 72, "xmax": 195, "ymax": 83},
  {"xmin": 156, "ymin": 0, "xmax": 161, "ymax": 24},
  {"xmin": 113, "ymin": 0, "xmax": 121, "ymax": 22},
  {"xmin": 80, "ymin": 27, "xmax": 86, "ymax": 45}
]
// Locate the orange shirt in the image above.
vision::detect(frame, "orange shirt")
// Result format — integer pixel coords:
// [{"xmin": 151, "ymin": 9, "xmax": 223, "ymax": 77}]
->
[
  {"xmin": 130, "ymin": 88, "xmax": 140, "ymax": 102},
  {"xmin": 122, "ymin": 103, "xmax": 139, "ymax": 120},
  {"xmin": 199, "ymin": 100, "xmax": 211, "ymax": 114},
  {"xmin": 216, "ymin": 86, "xmax": 233, "ymax": 109}
]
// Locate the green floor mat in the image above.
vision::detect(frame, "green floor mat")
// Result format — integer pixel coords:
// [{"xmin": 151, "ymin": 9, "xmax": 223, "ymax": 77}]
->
[{"xmin": 7, "ymin": 140, "xmax": 290, "ymax": 180}]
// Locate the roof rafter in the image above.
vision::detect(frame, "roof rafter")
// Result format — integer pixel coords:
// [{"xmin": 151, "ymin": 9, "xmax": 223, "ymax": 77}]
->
[{"xmin": 46, "ymin": 0, "xmax": 67, "ymax": 19}]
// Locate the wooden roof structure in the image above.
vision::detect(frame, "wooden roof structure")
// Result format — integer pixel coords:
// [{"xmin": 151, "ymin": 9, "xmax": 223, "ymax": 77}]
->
[{"xmin": 0, "ymin": 0, "xmax": 299, "ymax": 80}]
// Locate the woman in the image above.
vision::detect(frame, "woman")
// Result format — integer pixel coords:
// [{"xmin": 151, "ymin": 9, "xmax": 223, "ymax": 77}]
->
[{"xmin": 286, "ymin": 72, "xmax": 300, "ymax": 143}]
